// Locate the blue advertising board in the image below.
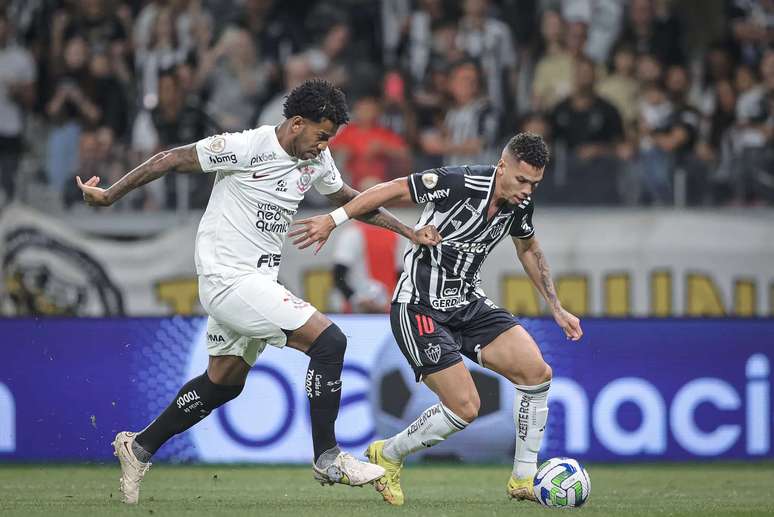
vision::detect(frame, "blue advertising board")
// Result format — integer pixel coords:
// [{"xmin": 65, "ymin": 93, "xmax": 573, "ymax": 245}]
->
[{"xmin": 0, "ymin": 317, "xmax": 772, "ymax": 463}]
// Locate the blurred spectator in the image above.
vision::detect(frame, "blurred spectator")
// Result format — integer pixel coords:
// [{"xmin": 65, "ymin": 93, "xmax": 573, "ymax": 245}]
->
[
  {"xmin": 45, "ymin": 36, "xmax": 101, "ymax": 195},
  {"xmin": 560, "ymin": 0, "xmax": 625, "ymax": 65},
  {"xmin": 330, "ymin": 93, "xmax": 410, "ymax": 191},
  {"xmin": 550, "ymin": 56, "xmax": 624, "ymax": 204},
  {"xmin": 381, "ymin": 0, "xmax": 411, "ymax": 67},
  {"xmin": 51, "ymin": 0, "xmax": 129, "ymax": 74},
  {"xmin": 717, "ymin": 49, "xmax": 774, "ymax": 204},
  {"xmin": 135, "ymin": 0, "xmax": 212, "ymax": 59},
  {"xmin": 331, "ymin": 222, "xmax": 402, "ymax": 313},
  {"xmin": 598, "ymin": 44, "xmax": 640, "ymax": 132},
  {"xmin": 194, "ymin": 28, "xmax": 271, "ymax": 131},
  {"xmin": 455, "ymin": 0, "xmax": 518, "ymax": 113},
  {"xmin": 380, "ymin": 69, "xmax": 419, "ymax": 151},
  {"xmin": 0, "ymin": 10, "xmax": 36, "ymax": 202},
  {"xmin": 132, "ymin": 68, "xmax": 210, "ymax": 209},
  {"xmin": 135, "ymin": 6, "xmax": 189, "ymax": 112},
  {"xmin": 617, "ymin": 0, "xmax": 685, "ymax": 65},
  {"xmin": 299, "ymin": 17, "xmax": 352, "ymax": 88},
  {"xmin": 239, "ymin": 0, "xmax": 302, "ymax": 88},
  {"xmin": 420, "ymin": 59, "xmax": 501, "ymax": 167},
  {"xmin": 532, "ymin": 14, "xmax": 589, "ymax": 111},
  {"xmin": 726, "ymin": 0, "xmax": 773, "ymax": 67},
  {"xmin": 401, "ymin": 0, "xmax": 449, "ymax": 85},
  {"xmin": 631, "ymin": 81, "xmax": 673, "ymax": 204},
  {"xmin": 90, "ymin": 50, "xmax": 128, "ymax": 138},
  {"xmin": 697, "ymin": 43, "xmax": 737, "ymax": 117},
  {"xmin": 257, "ymin": 54, "xmax": 313, "ymax": 126}
]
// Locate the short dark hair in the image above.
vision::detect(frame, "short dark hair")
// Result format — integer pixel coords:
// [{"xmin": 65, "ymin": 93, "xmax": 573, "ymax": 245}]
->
[
  {"xmin": 507, "ymin": 132, "xmax": 550, "ymax": 169},
  {"xmin": 283, "ymin": 79, "xmax": 350, "ymax": 126}
]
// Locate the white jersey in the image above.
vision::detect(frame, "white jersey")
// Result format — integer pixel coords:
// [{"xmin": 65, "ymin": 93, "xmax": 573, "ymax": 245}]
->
[{"xmin": 194, "ymin": 125, "xmax": 343, "ymax": 279}]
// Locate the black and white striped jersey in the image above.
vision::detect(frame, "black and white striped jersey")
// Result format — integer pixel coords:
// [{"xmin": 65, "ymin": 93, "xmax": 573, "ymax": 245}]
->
[{"xmin": 394, "ymin": 165, "xmax": 535, "ymax": 310}]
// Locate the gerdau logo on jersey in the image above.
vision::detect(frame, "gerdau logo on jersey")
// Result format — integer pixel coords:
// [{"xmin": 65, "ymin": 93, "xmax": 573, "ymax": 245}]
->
[{"xmin": 416, "ymin": 188, "xmax": 450, "ymax": 203}]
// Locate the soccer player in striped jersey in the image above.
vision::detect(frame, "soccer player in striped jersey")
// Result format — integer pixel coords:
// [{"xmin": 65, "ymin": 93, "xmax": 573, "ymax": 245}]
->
[{"xmin": 291, "ymin": 132, "xmax": 583, "ymax": 506}]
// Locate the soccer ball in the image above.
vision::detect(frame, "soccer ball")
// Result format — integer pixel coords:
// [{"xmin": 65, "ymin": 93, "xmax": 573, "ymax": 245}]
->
[{"xmin": 533, "ymin": 457, "xmax": 591, "ymax": 508}]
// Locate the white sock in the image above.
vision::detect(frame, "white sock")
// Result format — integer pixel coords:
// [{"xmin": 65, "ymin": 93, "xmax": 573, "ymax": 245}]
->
[
  {"xmin": 512, "ymin": 380, "xmax": 550, "ymax": 479},
  {"xmin": 382, "ymin": 403, "xmax": 468, "ymax": 462}
]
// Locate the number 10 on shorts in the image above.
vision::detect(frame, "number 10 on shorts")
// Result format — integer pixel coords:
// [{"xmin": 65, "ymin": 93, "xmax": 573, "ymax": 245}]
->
[{"xmin": 416, "ymin": 315, "xmax": 435, "ymax": 336}]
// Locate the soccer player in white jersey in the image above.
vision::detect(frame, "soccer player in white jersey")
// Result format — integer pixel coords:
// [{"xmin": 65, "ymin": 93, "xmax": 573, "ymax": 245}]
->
[
  {"xmin": 75, "ymin": 79, "xmax": 441, "ymax": 504},
  {"xmin": 291, "ymin": 132, "xmax": 583, "ymax": 506}
]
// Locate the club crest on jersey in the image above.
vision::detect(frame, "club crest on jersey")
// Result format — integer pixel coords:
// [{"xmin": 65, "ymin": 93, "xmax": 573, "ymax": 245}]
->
[
  {"xmin": 421, "ymin": 172, "xmax": 439, "ymax": 189},
  {"xmin": 425, "ymin": 343, "xmax": 441, "ymax": 364},
  {"xmin": 297, "ymin": 166, "xmax": 313, "ymax": 193},
  {"xmin": 208, "ymin": 137, "xmax": 226, "ymax": 153}
]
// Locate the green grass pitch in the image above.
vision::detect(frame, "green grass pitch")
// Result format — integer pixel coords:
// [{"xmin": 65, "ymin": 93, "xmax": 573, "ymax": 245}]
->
[{"xmin": 1, "ymin": 462, "xmax": 773, "ymax": 516}]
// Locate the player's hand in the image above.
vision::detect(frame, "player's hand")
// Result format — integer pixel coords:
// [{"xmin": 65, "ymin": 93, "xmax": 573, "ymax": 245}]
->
[
  {"xmin": 553, "ymin": 307, "xmax": 582, "ymax": 341},
  {"xmin": 289, "ymin": 214, "xmax": 336, "ymax": 254},
  {"xmin": 412, "ymin": 224, "xmax": 442, "ymax": 246},
  {"xmin": 75, "ymin": 175, "xmax": 112, "ymax": 207}
]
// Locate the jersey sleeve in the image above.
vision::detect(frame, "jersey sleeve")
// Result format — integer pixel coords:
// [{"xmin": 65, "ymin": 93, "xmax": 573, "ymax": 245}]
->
[
  {"xmin": 312, "ymin": 149, "xmax": 344, "ymax": 195},
  {"xmin": 510, "ymin": 200, "xmax": 535, "ymax": 239},
  {"xmin": 195, "ymin": 131, "xmax": 253, "ymax": 172},
  {"xmin": 406, "ymin": 167, "xmax": 466, "ymax": 207}
]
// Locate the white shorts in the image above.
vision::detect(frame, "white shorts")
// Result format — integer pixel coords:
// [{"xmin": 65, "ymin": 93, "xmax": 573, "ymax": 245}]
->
[{"xmin": 198, "ymin": 273, "xmax": 317, "ymax": 366}]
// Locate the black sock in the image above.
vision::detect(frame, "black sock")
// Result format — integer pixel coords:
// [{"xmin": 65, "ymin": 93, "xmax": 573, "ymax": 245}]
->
[
  {"xmin": 135, "ymin": 371, "xmax": 243, "ymax": 456},
  {"xmin": 305, "ymin": 324, "xmax": 347, "ymax": 461}
]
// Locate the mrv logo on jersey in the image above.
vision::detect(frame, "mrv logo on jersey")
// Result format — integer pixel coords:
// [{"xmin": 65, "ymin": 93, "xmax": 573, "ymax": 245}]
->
[
  {"xmin": 209, "ymin": 153, "xmax": 238, "ymax": 165},
  {"xmin": 416, "ymin": 188, "xmax": 450, "ymax": 203}
]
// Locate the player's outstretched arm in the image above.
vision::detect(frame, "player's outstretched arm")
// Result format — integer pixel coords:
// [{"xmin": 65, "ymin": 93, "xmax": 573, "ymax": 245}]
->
[
  {"xmin": 290, "ymin": 178, "xmax": 441, "ymax": 252},
  {"xmin": 514, "ymin": 236, "xmax": 583, "ymax": 341},
  {"xmin": 75, "ymin": 143, "xmax": 202, "ymax": 207}
]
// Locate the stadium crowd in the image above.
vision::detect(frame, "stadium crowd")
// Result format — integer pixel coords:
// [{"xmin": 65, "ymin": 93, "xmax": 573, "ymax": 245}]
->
[{"xmin": 0, "ymin": 0, "xmax": 771, "ymax": 210}]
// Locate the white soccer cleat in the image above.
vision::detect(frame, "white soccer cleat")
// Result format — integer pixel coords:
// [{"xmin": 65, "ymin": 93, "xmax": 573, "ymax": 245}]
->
[
  {"xmin": 312, "ymin": 451, "xmax": 386, "ymax": 487},
  {"xmin": 112, "ymin": 431, "xmax": 151, "ymax": 504}
]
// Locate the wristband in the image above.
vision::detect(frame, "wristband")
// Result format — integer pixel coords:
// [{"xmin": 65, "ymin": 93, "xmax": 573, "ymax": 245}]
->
[{"xmin": 329, "ymin": 207, "xmax": 349, "ymax": 226}]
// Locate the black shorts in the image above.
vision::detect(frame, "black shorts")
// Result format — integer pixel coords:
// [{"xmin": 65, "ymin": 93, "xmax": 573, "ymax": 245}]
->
[{"xmin": 390, "ymin": 298, "xmax": 520, "ymax": 382}]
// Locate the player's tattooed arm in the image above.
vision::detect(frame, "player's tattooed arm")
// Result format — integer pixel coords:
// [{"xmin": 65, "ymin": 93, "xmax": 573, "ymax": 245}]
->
[
  {"xmin": 76, "ymin": 144, "xmax": 202, "ymax": 207},
  {"xmin": 515, "ymin": 236, "xmax": 583, "ymax": 341},
  {"xmin": 291, "ymin": 179, "xmax": 441, "ymax": 252},
  {"xmin": 324, "ymin": 183, "xmax": 415, "ymax": 239}
]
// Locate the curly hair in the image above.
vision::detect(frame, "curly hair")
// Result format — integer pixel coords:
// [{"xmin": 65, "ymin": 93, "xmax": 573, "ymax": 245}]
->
[
  {"xmin": 506, "ymin": 132, "xmax": 550, "ymax": 169},
  {"xmin": 283, "ymin": 79, "xmax": 350, "ymax": 126}
]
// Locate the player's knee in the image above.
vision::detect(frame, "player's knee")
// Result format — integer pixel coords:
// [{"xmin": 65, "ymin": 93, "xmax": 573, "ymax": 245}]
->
[
  {"xmin": 523, "ymin": 361, "xmax": 552, "ymax": 386},
  {"xmin": 453, "ymin": 393, "xmax": 480, "ymax": 423},
  {"xmin": 306, "ymin": 323, "xmax": 347, "ymax": 364}
]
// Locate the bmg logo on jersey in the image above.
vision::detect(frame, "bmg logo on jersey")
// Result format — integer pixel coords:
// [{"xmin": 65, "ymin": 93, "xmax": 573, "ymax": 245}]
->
[{"xmin": 209, "ymin": 153, "xmax": 237, "ymax": 165}]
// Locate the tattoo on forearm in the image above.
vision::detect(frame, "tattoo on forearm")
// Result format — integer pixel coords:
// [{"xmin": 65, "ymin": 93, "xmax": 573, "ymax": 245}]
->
[
  {"xmin": 107, "ymin": 144, "xmax": 200, "ymax": 203},
  {"xmin": 533, "ymin": 246, "xmax": 560, "ymax": 310},
  {"xmin": 327, "ymin": 184, "xmax": 412, "ymax": 239}
]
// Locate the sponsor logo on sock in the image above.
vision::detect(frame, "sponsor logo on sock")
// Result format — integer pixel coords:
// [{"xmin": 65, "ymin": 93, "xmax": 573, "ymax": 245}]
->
[
  {"xmin": 306, "ymin": 369, "xmax": 314, "ymax": 399},
  {"xmin": 518, "ymin": 395, "xmax": 531, "ymax": 441},
  {"xmin": 407, "ymin": 405, "xmax": 441, "ymax": 436},
  {"xmin": 327, "ymin": 380, "xmax": 342, "ymax": 393},
  {"xmin": 176, "ymin": 390, "xmax": 201, "ymax": 408}
]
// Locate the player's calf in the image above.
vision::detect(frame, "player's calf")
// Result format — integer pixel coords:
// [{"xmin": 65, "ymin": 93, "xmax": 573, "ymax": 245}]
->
[
  {"xmin": 304, "ymin": 323, "xmax": 347, "ymax": 465},
  {"xmin": 132, "ymin": 370, "xmax": 244, "ymax": 461}
]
